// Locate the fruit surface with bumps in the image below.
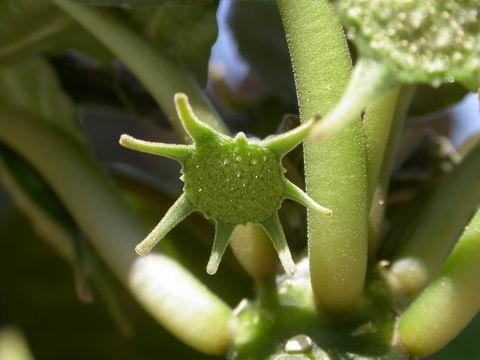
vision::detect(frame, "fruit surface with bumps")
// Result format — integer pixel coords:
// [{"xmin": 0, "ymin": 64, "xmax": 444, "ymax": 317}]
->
[
  {"xmin": 339, "ymin": 0, "xmax": 480, "ymax": 88},
  {"xmin": 184, "ymin": 133, "xmax": 284, "ymax": 224}
]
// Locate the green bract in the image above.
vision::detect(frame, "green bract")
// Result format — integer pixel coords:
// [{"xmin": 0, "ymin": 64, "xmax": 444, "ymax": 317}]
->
[
  {"xmin": 339, "ymin": 0, "xmax": 480, "ymax": 88},
  {"xmin": 120, "ymin": 93, "xmax": 331, "ymax": 276}
]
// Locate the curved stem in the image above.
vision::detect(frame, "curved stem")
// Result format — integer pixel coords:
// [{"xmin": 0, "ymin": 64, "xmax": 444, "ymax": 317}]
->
[
  {"xmin": 278, "ymin": 0, "xmax": 369, "ymax": 312},
  {"xmin": 311, "ymin": 58, "xmax": 394, "ymax": 140},
  {"xmin": 363, "ymin": 87, "xmax": 402, "ymax": 206},
  {"xmin": 389, "ymin": 140, "xmax": 480, "ymax": 295},
  {"xmin": 49, "ymin": 0, "xmax": 226, "ymax": 137},
  {"xmin": 399, "ymin": 206, "xmax": 480, "ymax": 356},
  {"xmin": 364, "ymin": 86, "xmax": 415, "ymax": 256},
  {"xmin": 0, "ymin": 109, "xmax": 232, "ymax": 355}
]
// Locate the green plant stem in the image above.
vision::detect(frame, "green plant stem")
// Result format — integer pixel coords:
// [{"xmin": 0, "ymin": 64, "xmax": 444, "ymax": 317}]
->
[
  {"xmin": 389, "ymin": 140, "xmax": 480, "ymax": 295},
  {"xmin": 363, "ymin": 87, "xmax": 402, "ymax": 205},
  {"xmin": 311, "ymin": 58, "xmax": 395, "ymax": 140},
  {"xmin": 373, "ymin": 86, "xmax": 416, "ymax": 203},
  {"xmin": 0, "ymin": 108, "xmax": 232, "ymax": 355},
  {"xmin": 277, "ymin": 0, "xmax": 369, "ymax": 312},
  {"xmin": 364, "ymin": 86, "xmax": 415, "ymax": 256},
  {"xmin": 50, "ymin": 0, "xmax": 278, "ymax": 283},
  {"xmin": 49, "ymin": 0, "xmax": 226, "ymax": 137},
  {"xmin": 399, "ymin": 206, "xmax": 480, "ymax": 357}
]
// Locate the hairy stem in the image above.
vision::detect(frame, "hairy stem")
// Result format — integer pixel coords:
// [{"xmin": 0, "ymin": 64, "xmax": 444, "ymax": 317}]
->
[
  {"xmin": 49, "ymin": 0, "xmax": 225, "ymax": 136},
  {"xmin": 277, "ymin": 0, "xmax": 369, "ymax": 312},
  {"xmin": 399, "ymin": 206, "xmax": 480, "ymax": 356},
  {"xmin": 0, "ymin": 109, "xmax": 231, "ymax": 355},
  {"xmin": 389, "ymin": 140, "xmax": 480, "ymax": 294}
]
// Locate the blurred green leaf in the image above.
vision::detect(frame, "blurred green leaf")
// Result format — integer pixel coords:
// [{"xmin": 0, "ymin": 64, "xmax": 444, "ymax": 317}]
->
[
  {"xmin": 132, "ymin": 1, "xmax": 218, "ymax": 85},
  {"xmin": 0, "ymin": 0, "xmax": 112, "ymax": 65},
  {"xmin": 0, "ymin": 0, "xmax": 39, "ymax": 30},
  {"xmin": 0, "ymin": 57, "xmax": 81, "ymax": 139},
  {"xmin": 229, "ymin": 0, "xmax": 295, "ymax": 102},
  {"xmin": 0, "ymin": 1, "xmax": 73, "ymax": 66}
]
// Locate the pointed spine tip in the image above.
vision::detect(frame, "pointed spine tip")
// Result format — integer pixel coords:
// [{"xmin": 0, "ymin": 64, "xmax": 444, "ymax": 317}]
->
[
  {"xmin": 119, "ymin": 134, "xmax": 131, "ymax": 146},
  {"xmin": 134, "ymin": 244, "xmax": 149, "ymax": 256},
  {"xmin": 174, "ymin": 92, "xmax": 188, "ymax": 104},
  {"xmin": 206, "ymin": 260, "xmax": 219, "ymax": 275},
  {"xmin": 278, "ymin": 249, "xmax": 297, "ymax": 277},
  {"xmin": 314, "ymin": 204, "xmax": 333, "ymax": 217},
  {"xmin": 285, "ymin": 262, "xmax": 297, "ymax": 277},
  {"xmin": 234, "ymin": 132, "xmax": 248, "ymax": 143}
]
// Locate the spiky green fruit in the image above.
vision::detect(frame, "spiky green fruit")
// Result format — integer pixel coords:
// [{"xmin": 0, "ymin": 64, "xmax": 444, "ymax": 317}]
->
[
  {"xmin": 339, "ymin": 0, "xmax": 480, "ymax": 89},
  {"xmin": 120, "ymin": 93, "xmax": 331, "ymax": 276}
]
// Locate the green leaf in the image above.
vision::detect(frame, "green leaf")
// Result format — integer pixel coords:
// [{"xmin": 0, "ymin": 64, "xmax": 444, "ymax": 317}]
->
[
  {"xmin": 0, "ymin": 0, "xmax": 39, "ymax": 30},
  {"xmin": 0, "ymin": 57, "xmax": 80, "ymax": 139},
  {"xmin": 133, "ymin": 1, "xmax": 218, "ymax": 85},
  {"xmin": 0, "ymin": 0, "xmax": 112, "ymax": 65},
  {"xmin": 0, "ymin": 1, "xmax": 73, "ymax": 66}
]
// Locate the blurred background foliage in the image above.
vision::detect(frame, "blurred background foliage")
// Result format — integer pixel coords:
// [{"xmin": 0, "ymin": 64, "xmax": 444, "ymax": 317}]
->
[{"xmin": 0, "ymin": 0, "xmax": 479, "ymax": 359}]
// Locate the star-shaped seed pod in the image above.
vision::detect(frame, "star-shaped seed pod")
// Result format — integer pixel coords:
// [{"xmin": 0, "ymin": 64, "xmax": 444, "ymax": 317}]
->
[{"xmin": 120, "ymin": 94, "xmax": 331, "ymax": 276}]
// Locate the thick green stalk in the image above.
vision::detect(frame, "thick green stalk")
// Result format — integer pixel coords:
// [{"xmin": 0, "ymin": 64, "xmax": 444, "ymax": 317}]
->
[
  {"xmin": 363, "ymin": 86, "xmax": 415, "ymax": 255},
  {"xmin": 389, "ymin": 141, "xmax": 480, "ymax": 294},
  {"xmin": 372, "ymin": 86, "xmax": 416, "ymax": 202},
  {"xmin": 49, "ymin": 0, "xmax": 225, "ymax": 136},
  {"xmin": 51, "ymin": 0, "xmax": 277, "ymax": 282},
  {"xmin": 363, "ymin": 87, "xmax": 402, "ymax": 205},
  {"xmin": 0, "ymin": 109, "xmax": 231, "ymax": 355},
  {"xmin": 399, "ymin": 206, "xmax": 480, "ymax": 356},
  {"xmin": 277, "ymin": 0, "xmax": 369, "ymax": 312}
]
